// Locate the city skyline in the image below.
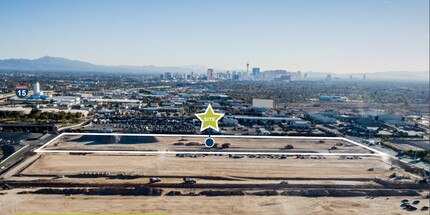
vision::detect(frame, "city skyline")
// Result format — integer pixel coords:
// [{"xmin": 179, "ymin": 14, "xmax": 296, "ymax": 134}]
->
[{"xmin": 0, "ymin": 0, "xmax": 429, "ymax": 73}]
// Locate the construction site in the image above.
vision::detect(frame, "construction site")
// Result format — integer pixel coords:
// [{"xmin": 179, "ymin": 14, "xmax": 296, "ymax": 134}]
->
[{"xmin": 1, "ymin": 133, "xmax": 429, "ymax": 214}]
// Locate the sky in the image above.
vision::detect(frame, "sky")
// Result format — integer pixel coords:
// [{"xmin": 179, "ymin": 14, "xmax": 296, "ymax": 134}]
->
[{"xmin": 0, "ymin": 0, "xmax": 428, "ymax": 73}]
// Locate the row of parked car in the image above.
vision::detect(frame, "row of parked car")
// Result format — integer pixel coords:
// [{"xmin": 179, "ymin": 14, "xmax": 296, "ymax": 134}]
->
[{"xmin": 149, "ymin": 177, "xmax": 196, "ymax": 184}]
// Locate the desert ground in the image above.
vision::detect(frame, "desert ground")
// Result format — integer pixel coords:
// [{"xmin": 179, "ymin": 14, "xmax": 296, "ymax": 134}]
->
[
  {"xmin": 17, "ymin": 154, "xmax": 410, "ymax": 179},
  {"xmin": 1, "ymin": 190, "xmax": 429, "ymax": 215},
  {"xmin": 1, "ymin": 134, "xmax": 428, "ymax": 215},
  {"xmin": 43, "ymin": 134, "xmax": 372, "ymax": 154}
]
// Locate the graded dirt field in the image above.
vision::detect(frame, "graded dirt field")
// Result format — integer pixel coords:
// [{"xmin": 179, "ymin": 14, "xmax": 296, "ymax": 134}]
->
[
  {"xmin": 20, "ymin": 154, "xmax": 400, "ymax": 179},
  {"xmin": 43, "ymin": 134, "xmax": 372, "ymax": 154},
  {"xmin": 1, "ymin": 190, "xmax": 429, "ymax": 215},
  {"xmin": 2, "ymin": 134, "xmax": 428, "ymax": 215}
]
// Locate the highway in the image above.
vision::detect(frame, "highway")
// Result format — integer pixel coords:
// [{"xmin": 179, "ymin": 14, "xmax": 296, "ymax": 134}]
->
[
  {"xmin": 0, "ymin": 93, "xmax": 15, "ymax": 100},
  {"xmin": 57, "ymin": 118, "xmax": 93, "ymax": 131},
  {"xmin": 0, "ymin": 118, "xmax": 90, "ymax": 176},
  {"xmin": 0, "ymin": 133, "xmax": 57, "ymax": 176},
  {"xmin": 0, "ymin": 144, "xmax": 34, "ymax": 176}
]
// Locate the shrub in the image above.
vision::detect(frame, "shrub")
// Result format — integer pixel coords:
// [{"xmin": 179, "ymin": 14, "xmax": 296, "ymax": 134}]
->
[
  {"xmin": 284, "ymin": 144, "xmax": 294, "ymax": 149},
  {"xmin": 222, "ymin": 143, "xmax": 230, "ymax": 148},
  {"xmin": 185, "ymin": 142, "xmax": 201, "ymax": 146}
]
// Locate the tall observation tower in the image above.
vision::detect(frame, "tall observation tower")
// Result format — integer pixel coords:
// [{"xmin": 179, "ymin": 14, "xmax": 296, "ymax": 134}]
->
[{"xmin": 246, "ymin": 62, "xmax": 249, "ymax": 75}]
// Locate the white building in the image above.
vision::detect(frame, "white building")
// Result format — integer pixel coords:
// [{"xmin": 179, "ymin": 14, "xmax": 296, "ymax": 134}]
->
[
  {"xmin": 33, "ymin": 82, "xmax": 41, "ymax": 97},
  {"xmin": 308, "ymin": 113, "xmax": 337, "ymax": 124},
  {"xmin": 319, "ymin": 96, "xmax": 347, "ymax": 102},
  {"xmin": 252, "ymin": 99, "xmax": 274, "ymax": 109},
  {"xmin": 51, "ymin": 96, "xmax": 81, "ymax": 107},
  {"xmin": 291, "ymin": 120, "xmax": 311, "ymax": 129},
  {"xmin": 28, "ymin": 82, "xmax": 50, "ymax": 100}
]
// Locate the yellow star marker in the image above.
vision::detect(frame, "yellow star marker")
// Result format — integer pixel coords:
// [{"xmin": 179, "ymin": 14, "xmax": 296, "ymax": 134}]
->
[{"xmin": 195, "ymin": 104, "xmax": 224, "ymax": 132}]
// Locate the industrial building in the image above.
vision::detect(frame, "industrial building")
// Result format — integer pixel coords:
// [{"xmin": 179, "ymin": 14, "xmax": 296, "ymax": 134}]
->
[
  {"xmin": 228, "ymin": 115, "xmax": 306, "ymax": 125},
  {"xmin": 252, "ymin": 99, "xmax": 274, "ymax": 109},
  {"xmin": 308, "ymin": 113, "xmax": 337, "ymax": 124},
  {"xmin": 319, "ymin": 96, "xmax": 347, "ymax": 102},
  {"xmin": 28, "ymin": 82, "xmax": 50, "ymax": 100}
]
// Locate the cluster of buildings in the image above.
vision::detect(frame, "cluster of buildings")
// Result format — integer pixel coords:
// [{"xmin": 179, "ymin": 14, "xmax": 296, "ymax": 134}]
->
[
  {"xmin": 153, "ymin": 62, "xmax": 373, "ymax": 83},
  {"xmin": 0, "ymin": 70, "xmax": 427, "ymax": 140},
  {"xmin": 319, "ymin": 96, "xmax": 348, "ymax": 102},
  {"xmin": 157, "ymin": 63, "xmax": 306, "ymax": 82},
  {"xmin": 28, "ymin": 82, "xmax": 49, "ymax": 100}
]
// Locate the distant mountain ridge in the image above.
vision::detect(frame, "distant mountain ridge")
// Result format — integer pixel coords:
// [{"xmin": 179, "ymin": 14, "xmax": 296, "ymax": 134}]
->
[
  {"xmin": 0, "ymin": 56, "xmax": 428, "ymax": 81},
  {"xmin": 0, "ymin": 56, "xmax": 209, "ymax": 74}
]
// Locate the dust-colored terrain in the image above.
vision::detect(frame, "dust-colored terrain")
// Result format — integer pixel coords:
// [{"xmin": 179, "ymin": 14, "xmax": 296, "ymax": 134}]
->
[
  {"xmin": 19, "ymin": 154, "xmax": 404, "ymax": 179},
  {"xmin": 44, "ymin": 134, "xmax": 371, "ymax": 154},
  {"xmin": 1, "ymin": 135, "xmax": 428, "ymax": 215},
  {"xmin": 1, "ymin": 190, "xmax": 429, "ymax": 215}
]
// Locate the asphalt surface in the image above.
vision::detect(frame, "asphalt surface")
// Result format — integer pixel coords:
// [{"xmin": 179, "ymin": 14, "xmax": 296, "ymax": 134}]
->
[
  {"xmin": 0, "ymin": 133, "xmax": 57, "ymax": 176},
  {"xmin": 346, "ymin": 135, "xmax": 429, "ymax": 171}
]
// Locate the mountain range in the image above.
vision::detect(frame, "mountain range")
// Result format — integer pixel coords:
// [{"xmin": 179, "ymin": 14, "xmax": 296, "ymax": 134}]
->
[
  {"xmin": 0, "ymin": 56, "xmax": 210, "ymax": 74},
  {"xmin": 0, "ymin": 56, "xmax": 428, "ymax": 81}
]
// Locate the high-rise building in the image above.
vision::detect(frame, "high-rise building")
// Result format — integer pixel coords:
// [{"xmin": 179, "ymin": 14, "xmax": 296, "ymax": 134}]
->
[
  {"xmin": 207, "ymin": 69, "xmax": 214, "ymax": 80},
  {"xmin": 252, "ymin": 68, "xmax": 260, "ymax": 77},
  {"xmin": 262, "ymin": 70, "xmax": 291, "ymax": 81},
  {"xmin": 326, "ymin": 74, "xmax": 332, "ymax": 81},
  {"xmin": 33, "ymin": 82, "xmax": 40, "ymax": 97},
  {"xmin": 296, "ymin": 71, "xmax": 302, "ymax": 80},
  {"xmin": 164, "ymin": 72, "xmax": 172, "ymax": 79},
  {"xmin": 29, "ymin": 81, "xmax": 49, "ymax": 100}
]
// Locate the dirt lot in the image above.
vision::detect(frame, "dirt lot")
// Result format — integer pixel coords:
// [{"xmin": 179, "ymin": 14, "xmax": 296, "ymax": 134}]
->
[
  {"xmin": 19, "ymin": 154, "xmax": 399, "ymax": 179},
  {"xmin": 44, "ymin": 134, "xmax": 371, "ymax": 154},
  {"xmin": 2, "ymin": 135, "xmax": 427, "ymax": 215},
  {"xmin": 1, "ymin": 190, "xmax": 429, "ymax": 215}
]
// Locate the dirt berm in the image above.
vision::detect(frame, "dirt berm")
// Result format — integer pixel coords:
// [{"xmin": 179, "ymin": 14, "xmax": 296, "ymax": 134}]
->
[
  {"xmin": 28, "ymin": 186, "xmax": 162, "ymax": 196},
  {"xmin": 280, "ymin": 189, "xmax": 420, "ymax": 197},
  {"xmin": 72, "ymin": 135, "xmax": 158, "ymax": 144},
  {"xmin": 199, "ymin": 190, "xmax": 245, "ymax": 196}
]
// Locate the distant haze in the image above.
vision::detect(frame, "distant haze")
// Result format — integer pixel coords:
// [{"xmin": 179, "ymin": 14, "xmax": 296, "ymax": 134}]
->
[
  {"xmin": 0, "ymin": 56, "xmax": 428, "ymax": 81},
  {"xmin": 0, "ymin": 0, "xmax": 428, "ymax": 73}
]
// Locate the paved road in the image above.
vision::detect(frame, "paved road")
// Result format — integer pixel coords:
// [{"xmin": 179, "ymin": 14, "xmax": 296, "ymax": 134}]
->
[
  {"xmin": 0, "ymin": 133, "xmax": 56, "ymax": 176},
  {"xmin": 0, "ymin": 145, "xmax": 34, "ymax": 176},
  {"xmin": 0, "ymin": 93, "xmax": 15, "ymax": 100},
  {"xmin": 57, "ymin": 118, "xmax": 92, "ymax": 131},
  {"xmin": 346, "ymin": 135, "xmax": 429, "ymax": 171}
]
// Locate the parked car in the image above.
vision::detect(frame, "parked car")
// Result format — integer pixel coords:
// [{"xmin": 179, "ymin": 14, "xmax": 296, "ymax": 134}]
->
[
  {"xmin": 149, "ymin": 177, "xmax": 161, "ymax": 183},
  {"xmin": 183, "ymin": 177, "xmax": 196, "ymax": 184}
]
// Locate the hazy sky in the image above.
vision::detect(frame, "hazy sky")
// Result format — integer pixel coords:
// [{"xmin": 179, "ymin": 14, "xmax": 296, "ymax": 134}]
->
[{"xmin": 0, "ymin": 0, "xmax": 428, "ymax": 73}]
